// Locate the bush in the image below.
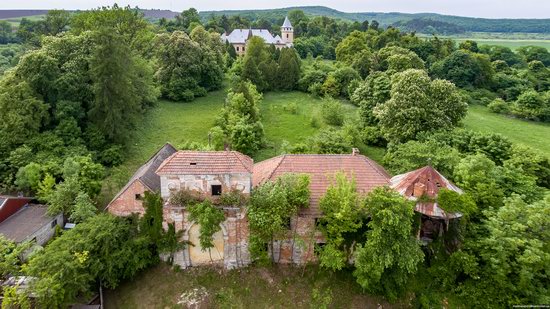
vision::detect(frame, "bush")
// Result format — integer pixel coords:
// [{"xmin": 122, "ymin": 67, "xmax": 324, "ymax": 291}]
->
[
  {"xmin": 361, "ymin": 126, "xmax": 386, "ymax": 146},
  {"xmin": 488, "ymin": 98, "xmax": 509, "ymax": 114},
  {"xmin": 320, "ymin": 98, "xmax": 344, "ymax": 126},
  {"xmin": 283, "ymin": 102, "xmax": 298, "ymax": 114}
]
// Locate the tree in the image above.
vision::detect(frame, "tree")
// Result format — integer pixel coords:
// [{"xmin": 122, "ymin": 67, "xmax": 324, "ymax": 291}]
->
[
  {"xmin": 155, "ymin": 31, "xmax": 205, "ymax": 101},
  {"xmin": 69, "ymin": 192, "xmax": 97, "ymax": 223},
  {"xmin": 375, "ymin": 69, "xmax": 467, "ymax": 144},
  {"xmin": 318, "ymin": 173, "xmax": 363, "ymax": 270},
  {"xmin": 276, "ymin": 48, "xmax": 301, "ymax": 91},
  {"xmin": 240, "ymin": 36, "xmax": 275, "ymax": 91},
  {"xmin": 0, "ymin": 75, "xmax": 48, "ymax": 153},
  {"xmin": 213, "ymin": 81, "xmax": 265, "ymax": 154},
  {"xmin": 248, "ymin": 174, "xmax": 310, "ymax": 263},
  {"xmin": 320, "ymin": 98, "xmax": 345, "ymax": 126},
  {"xmin": 453, "ymin": 154, "xmax": 505, "ymax": 210},
  {"xmin": 353, "ymin": 187, "xmax": 423, "ymax": 301},
  {"xmin": 512, "ymin": 90, "xmax": 548, "ymax": 121},
  {"xmin": 431, "ymin": 50, "xmax": 494, "ymax": 88},
  {"xmin": 89, "ymin": 28, "xmax": 141, "ymax": 142},
  {"xmin": 517, "ymin": 46, "xmax": 550, "ymax": 66},
  {"xmin": 0, "ymin": 236, "xmax": 32, "ymax": 279},
  {"xmin": 335, "ymin": 31, "xmax": 369, "ymax": 65},
  {"xmin": 175, "ymin": 8, "xmax": 201, "ymax": 32},
  {"xmin": 26, "ymin": 214, "xmax": 153, "ymax": 307},
  {"xmin": 351, "ymin": 71, "xmax": 391, "ymax": 127},
  {"xmin": 457, "ymin": 195, "xmax": 550, "ymax": 307},
  {"xmin": 188, "ymin": 200, "xmax": 225, "ymax": 260}
]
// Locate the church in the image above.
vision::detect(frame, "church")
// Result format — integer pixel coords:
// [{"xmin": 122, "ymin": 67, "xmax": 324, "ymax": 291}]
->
[{"xmin": 220, "ymin": 16, "xmax": 294, "ymax": 55}]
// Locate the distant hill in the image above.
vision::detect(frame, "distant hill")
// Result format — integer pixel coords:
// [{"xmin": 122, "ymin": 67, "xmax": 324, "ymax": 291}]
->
[
  {"xmin": 0, "ymin": 10, "xmax": 48, "ymax": 19},
  {"xmin": 2, "ymin": 6, "xmax": 550, "ymax": 34},
  {"xmin": 199, "ymin": 6, "xmax": 550, "ymax": 34}
]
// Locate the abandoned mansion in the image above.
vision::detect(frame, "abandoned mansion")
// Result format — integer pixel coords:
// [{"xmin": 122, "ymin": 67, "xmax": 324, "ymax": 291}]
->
[{"xmin": 106, "ymin": 144, "xmax": 464, "ymax": 270}]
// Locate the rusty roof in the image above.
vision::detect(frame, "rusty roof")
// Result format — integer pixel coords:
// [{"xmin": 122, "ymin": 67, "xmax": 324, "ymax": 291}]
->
[
  {"xmin": 389, "ymin": 166, "xmax": 463, "ymax": 219},
  {"xmin": 253, "ymin": 154, "xmax": 390, "ymax": 216},
  {"xmin": 156, "ymin": 151, "xmax": 253, "ymax": 175}
]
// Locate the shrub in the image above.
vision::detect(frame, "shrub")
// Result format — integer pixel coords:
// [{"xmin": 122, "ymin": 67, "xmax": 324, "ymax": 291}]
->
[
  {"xmin": 283, "ymin": 102, "xmax": 298, "ymax": 114},
  {"xmin": 320, "ymin": 98, "xmax": 344, "ymax": 126},
  {"xmin": 488, "ymin": 98, "xmax": 509, "ymax": 114}
]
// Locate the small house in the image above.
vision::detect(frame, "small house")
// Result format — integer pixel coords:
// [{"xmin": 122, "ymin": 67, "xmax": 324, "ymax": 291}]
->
[{"xmin": 0, "ymin": 197, "xmax": 63, "ymax": 246}]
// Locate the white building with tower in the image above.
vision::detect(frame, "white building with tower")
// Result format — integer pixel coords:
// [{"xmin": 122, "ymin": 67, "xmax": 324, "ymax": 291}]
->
[{"xmin": 221, "ymin": 16, "xmax": 294, "ymax": 55}]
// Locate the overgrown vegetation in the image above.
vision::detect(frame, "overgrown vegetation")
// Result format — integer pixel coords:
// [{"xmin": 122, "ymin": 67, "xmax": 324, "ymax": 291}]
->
[{"xmin": 1, "ymin": 5, "xmax": 549, "ymax": 308}]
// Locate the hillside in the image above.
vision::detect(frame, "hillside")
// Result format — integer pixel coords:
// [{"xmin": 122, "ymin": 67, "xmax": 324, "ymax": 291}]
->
[{"xmin": 199, "ymin": 6, "xmax": 550, "ymax": 34}]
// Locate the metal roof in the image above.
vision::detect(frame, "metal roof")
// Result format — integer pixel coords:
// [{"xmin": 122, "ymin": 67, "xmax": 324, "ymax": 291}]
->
[
  {"xmin": 390, "ymin": 166, "xmax": 463, "ymax": 219},
  {"xmin": 0, "ymin": 205, "xmax": 57, "ymax": 243}
]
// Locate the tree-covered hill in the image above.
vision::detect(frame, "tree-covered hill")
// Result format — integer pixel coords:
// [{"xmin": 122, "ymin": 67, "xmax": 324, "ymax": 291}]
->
[
  {"xmin": 2, "ymin": 6, "xmax": 550, "ymax": 34},
  {"xmin": 199, "ymin": 6, "xmax": 550, "ymax": 34}
]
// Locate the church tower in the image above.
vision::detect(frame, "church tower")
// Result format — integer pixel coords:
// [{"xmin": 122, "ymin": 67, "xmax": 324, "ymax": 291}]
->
[{"xmin": 281, "ymin": 16, "xmax": 294, "ymax": 45}]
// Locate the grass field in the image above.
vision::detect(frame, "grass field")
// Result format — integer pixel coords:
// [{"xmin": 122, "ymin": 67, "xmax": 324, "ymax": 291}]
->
[
  {"xmin": 465, "ymin": 104, "xmax": 550, "ymax": 158},
  {"xmin": 98, "ymin": 89, "xmax": 387, "ymax": 206},
  {"xmin": 99, "ymin": 90, "xmax": 550, "ymax": 206},
  {"xmin": 103, "ymin": 263, "xmax": 405, "ymax": 309}
]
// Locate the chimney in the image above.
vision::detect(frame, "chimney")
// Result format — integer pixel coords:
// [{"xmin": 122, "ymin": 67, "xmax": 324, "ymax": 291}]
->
[
  {"xmin": 352, "ymin": 148, "xmax": 360, "ymax": 156},
  {"xmin": 413, "ymin": 182, "xmax": 426, "ymax": 197}
]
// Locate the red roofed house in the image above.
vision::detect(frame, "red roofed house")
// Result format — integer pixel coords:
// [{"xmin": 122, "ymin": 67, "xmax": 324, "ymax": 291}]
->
[
  {"xmin": 108, "ymin": 147, "xmax": 254, "ymax": 269},
  {"xmin": 108, "ymin": 145, "xmax": 393, "ymax": 269},
  {"xmin": 390, "ymin": 165, "xmax": 464, "ymax": 241},
  {"xmin": 253, "ymin": 151, "xmax": 390, "ymax": 263}
]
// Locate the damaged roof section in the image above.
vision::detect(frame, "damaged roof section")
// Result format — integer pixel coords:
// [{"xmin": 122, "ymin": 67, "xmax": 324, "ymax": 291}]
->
[{"xmin": 390, "ymin": 166, "xmax": 463, "ymax": 219}]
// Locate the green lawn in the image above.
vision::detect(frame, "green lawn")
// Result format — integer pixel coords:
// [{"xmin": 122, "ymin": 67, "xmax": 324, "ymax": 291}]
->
[
  {"xmin": 98, "ymin": 89, "xmax": 386, "ymax": 206},
  {"xmin": 464, "ymin": 104, "xmax": 550, "ymax": 158},
  {"xmin": 103, "ymin": 263, "xmax": 405, "ymax": 309}
]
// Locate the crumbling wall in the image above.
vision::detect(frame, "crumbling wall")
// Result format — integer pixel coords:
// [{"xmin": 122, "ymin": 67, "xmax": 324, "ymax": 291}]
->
[
  {"xmin": 160, "ymin": 173, "xmax": 251, "ymax": 201},
  {"xmin": 107, "ymin": 180, "xmax": 147, "ymax": 216},
  {"xmin": 163, "ymin": 206, "xmax": 251, "ymax": 270}
]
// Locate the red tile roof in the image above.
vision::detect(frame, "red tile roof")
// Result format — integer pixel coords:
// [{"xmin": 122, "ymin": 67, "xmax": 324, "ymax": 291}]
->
[
  {"xmin": 156, "ymin": 151, "xmax": 253, "ymax": 175},
  {"xmin": 253, "ymin": 154, "xmax": 390, "ymax": 216},
  {"xmin": 389, "ymin": 166, "xmax": 463, "ymax": 219}
]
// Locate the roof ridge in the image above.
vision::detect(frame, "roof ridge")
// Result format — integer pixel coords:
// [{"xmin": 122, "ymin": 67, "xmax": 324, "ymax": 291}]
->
[
  {"xmin": 267, "ymin": 154, "xmax": 286, "ymax": 181},
  {"xmin": 362, "ymin": 156, "xmax": 390, "ymax": 179},
  {"xmin": 231, "ymin": 151, "xmax": 253, "ymax": 173}
]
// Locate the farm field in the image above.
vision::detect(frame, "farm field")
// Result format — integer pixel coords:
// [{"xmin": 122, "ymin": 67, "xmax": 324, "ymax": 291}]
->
[
  {"xmin": 103, "ymin": 263, "xmax": 406, "ymax": 309},
  {"xmin": 452, "ymin": 38, "xmax": 550, "ymax": 50}
]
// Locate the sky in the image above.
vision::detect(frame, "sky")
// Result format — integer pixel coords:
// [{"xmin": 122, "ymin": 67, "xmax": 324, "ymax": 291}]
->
[{"xmin": 2, "ymin": 0, "xmax": 550, "ymax": 19}]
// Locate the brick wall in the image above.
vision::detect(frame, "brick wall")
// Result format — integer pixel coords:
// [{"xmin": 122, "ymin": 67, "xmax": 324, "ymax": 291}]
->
[{"xmin": 107, "ymin": 180, "xmax": 147, "ymax": 216}]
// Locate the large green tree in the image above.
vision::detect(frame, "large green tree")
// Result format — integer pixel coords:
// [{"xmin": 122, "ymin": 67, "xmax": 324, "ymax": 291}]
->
[
  {"xmin": 353, "ymin": 187, "xmax": 423, "ymax": 301},
  {"xmin": 375, "ymin": 69, "xmax": 467, "ymax": 143}
]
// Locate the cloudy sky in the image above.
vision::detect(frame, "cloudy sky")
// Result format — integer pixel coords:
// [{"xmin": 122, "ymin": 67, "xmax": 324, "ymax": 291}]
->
[{"xmin": 2, "ymin": 0, "xmax": 550, "ymax": 19}]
